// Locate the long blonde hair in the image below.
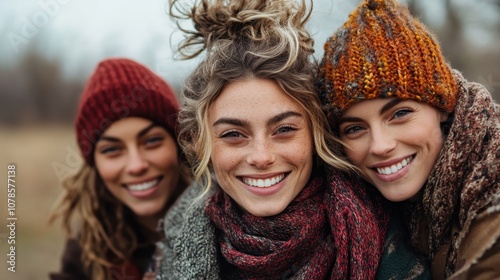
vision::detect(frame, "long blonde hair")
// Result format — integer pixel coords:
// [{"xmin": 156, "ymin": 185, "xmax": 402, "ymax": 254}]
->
[{"xmin": 170, "ymin": 0, "xmax": 355, "ymax": 199}]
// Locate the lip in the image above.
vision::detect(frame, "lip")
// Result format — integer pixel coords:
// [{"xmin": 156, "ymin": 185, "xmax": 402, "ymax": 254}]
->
[
  {"xmin": 123, "ymin": 176, "xmax": 162, "ymax": 186},
  {"xmin": 370, "ymin": 155, "xmax": 414, "ymax": 182},
  {"xmin": 239, "ymin": 171, "xmax": 286, "ymax": 179},
  {"xmin": 369, "ymin": 154, "xmax": 414, "ymax": 169},
  {"xmin": 123, "ymin": 176, "xmax": 163, "ymax": 199},
  {"xmin": 239, "ymin": 172, "xmax": 289, "ymax": 196}
]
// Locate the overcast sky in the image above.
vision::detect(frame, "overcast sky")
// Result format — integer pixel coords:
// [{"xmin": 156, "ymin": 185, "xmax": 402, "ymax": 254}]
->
[
  {"xmin": 0, "ymin": 0, "xmax": 493, "ymax": 87},
  {"xmin": 0, "ymin": 0, "xmax": 364, "ymax": 85}
]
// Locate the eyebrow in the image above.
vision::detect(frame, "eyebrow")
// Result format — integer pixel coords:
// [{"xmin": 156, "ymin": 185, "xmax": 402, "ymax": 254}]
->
[
  {"xmin": 212, "ymin": 118, "xmax": 249, "ymax": 128},
  {"xmin": 338, "ymin": 116, "xmax": 363, "ymax": 126},
  {"xmin": 338, "ymin": 99, "xmax": 403, "ymax": 126},
  {"xmin": 99, "ymin": 123, "xmax": 157, "ymax": 142},
  {"xmin": 267, "ymin": 111, "xmax": 303, "ymax": 126},
  {"xmin": 380, "ymin": 99, "xmax": 403, "ymax": 115},
  {"xmin": 212, "ymin": 111, "xmax": 303, "ymax": 127}
]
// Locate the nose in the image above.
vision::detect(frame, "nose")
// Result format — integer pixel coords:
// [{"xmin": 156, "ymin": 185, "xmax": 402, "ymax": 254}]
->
[
  {"xmin": 126, "ymin": 148, "xmax": 149, "ymax": 175},
  {"xmin": 368, "ymin": 126, "xmax": 397, "ymax": 156},
  {"xmin": 246, "ymin": 137, "xmax": 275, "ymax": 169}
]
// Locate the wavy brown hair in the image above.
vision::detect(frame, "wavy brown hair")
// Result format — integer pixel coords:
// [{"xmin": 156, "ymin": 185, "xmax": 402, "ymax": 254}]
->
[
  {"xmin": 169, "ymin": 0, "xmax": 355, "ymax": 199},
  {"xmin": 50, "ymin": 159, "xmax": 191, "ymax": 279}
]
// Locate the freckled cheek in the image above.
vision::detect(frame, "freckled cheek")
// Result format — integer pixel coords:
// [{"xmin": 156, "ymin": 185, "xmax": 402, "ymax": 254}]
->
[
  {"xmin": 285, "ymin": 140, "xmax": 314, "ymax": 164},
  {"xmin": 211, "ymin": 147, "xmax": 240, "ymax": 175}
]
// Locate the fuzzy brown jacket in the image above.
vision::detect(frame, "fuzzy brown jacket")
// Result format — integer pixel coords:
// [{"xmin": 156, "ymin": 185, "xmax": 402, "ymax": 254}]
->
[{"xmin": 408, "ymin": 70, "xmax": 500, "ymax": 280}]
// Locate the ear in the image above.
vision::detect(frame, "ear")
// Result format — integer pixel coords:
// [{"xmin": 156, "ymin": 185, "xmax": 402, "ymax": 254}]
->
[{"xmin": 440, "ymin": 111, "xmax": 449, "ymax": 122}]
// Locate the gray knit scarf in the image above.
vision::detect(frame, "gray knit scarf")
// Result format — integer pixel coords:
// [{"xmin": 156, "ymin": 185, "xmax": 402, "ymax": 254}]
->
[{"xmin": 409, "ymin": 70, "xmax": 500, "ymax": 277}]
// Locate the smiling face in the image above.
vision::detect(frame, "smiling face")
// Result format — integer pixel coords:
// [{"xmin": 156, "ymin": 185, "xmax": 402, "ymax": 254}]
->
[
  {"xmin": 338, "ymin": 98, "xmax": 448, "ymax": 202},
  {"xmin": 208, "ymin": 78, "xmax": 314, "ymax": 217},
  {"xmin": 94, "ymin": 117, "xmax": 180, "ymax": 230}
]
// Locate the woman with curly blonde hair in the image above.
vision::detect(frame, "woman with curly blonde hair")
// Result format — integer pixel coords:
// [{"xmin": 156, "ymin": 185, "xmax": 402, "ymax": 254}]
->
[
  {"xmin": 49, "ymin": 58, "xmax": 191, "ymax": 280},
  {"xmin": 159, "ymin": 0, "xmax": 430, "ymax": 279}
]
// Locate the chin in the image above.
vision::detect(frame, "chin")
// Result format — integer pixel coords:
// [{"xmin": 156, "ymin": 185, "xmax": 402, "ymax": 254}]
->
[
  {"xmin": 131, "ymin": 206, "xmax": 164, "ymax": 218},
  {"xmin": 245, "ymin": 204, "xmax": 287, "ymax": 217},
  {"xmin": 380, "ymin": 188, "xmax": 420, "ymax": 202},
  {"xmin": 383, "ymin": 194, "xmax": 408, "ymax": 202}
]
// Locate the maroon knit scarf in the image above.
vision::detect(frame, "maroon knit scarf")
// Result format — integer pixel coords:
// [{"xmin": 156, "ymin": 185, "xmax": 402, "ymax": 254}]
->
[{"xmin": 205, "ymin": 171, "xmax": 389, "ymax": 279}]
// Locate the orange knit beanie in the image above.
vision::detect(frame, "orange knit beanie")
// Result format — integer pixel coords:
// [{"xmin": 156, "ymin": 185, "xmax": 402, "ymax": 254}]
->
[{"xmin": 317, "ymin": 0, "xmax": 458, "ymax": 123}]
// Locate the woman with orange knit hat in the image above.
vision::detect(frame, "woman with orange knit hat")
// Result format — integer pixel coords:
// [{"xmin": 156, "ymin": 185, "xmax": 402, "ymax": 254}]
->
[
  {"xmin": 317, "ymin": 0, "xmax": 500, "ymax": 279},
  {"xmin": 49, "ymin": 58, "xmax": 191, "ymax": 279}
]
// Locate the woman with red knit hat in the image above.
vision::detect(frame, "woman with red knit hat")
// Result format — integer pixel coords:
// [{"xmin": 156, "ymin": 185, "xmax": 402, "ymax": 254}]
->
[
  {"xmin": 49, "ymin": 58, "xmax": 191, "ymax": 279},
  {"xmin": 317, "ymin": 0, "xmax": 500, "ymax": 278}
]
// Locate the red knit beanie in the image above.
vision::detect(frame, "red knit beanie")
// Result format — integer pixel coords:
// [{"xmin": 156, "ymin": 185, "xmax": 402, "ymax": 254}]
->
[{"xmin": 75, "ymin": 58, "xmax": 180, "ymax": 165}]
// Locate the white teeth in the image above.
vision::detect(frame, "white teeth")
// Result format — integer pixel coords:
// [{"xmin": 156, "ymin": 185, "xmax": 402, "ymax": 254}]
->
[
  {"xmin": 376, "ymin": 156, "xmax": 413, "ymax": 175},
  {"xmin": 127, "ymin": 179, "xmax": 158, "ymax": 191},
  {"xmin": 243, "ymin": 174, "xmax": 285, "ymax": 188}
]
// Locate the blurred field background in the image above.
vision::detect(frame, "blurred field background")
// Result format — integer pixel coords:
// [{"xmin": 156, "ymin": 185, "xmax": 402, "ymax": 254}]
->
[
  {"xmin": 0, "ymin": 0, "xmax": 499, "ymax": 279},
  {"xmin": 0, "ymin": 125, "xmax": 75, "ymax": 279}
]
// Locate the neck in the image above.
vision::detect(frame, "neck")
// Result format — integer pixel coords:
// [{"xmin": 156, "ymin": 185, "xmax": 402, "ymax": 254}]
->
[{"xmin": 135, "ymin": 213, "xmax": 163, "ymax": 242}]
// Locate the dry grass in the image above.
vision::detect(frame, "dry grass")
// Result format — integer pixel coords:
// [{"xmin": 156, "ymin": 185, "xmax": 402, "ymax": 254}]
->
[{"xmin": 0, "ymin": 124, "xmax": 78, "ymax": 280}]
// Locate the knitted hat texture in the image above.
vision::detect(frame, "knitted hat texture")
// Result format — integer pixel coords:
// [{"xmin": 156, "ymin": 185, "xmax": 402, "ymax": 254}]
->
[
  {"xmin": 317, "ymin": 0, "xmax": 458, "ymax": 124},
  {"xmin": 75, "ymin": 58, "xmax": 179, "ymax": 165}
]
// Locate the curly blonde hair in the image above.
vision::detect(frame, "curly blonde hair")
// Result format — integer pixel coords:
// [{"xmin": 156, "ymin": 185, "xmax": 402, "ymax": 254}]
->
[
  {"xmin": 50, "ymin": 160, "xmax": 191, "ymax": 279},
  {"xmin": 169, "ymin": 0, "xmax": 355, "ymax": 199}
]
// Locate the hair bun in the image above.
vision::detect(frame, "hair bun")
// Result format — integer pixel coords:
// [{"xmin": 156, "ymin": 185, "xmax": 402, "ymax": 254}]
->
[{"xmin": 169, "ymin": 0, "xmax": 313, "ymax": 59}]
